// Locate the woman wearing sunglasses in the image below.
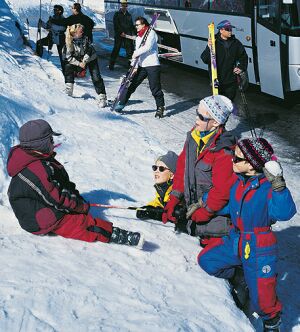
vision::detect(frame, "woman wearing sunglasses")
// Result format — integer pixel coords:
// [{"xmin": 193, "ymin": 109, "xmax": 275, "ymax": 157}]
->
[
  {"xmin": 162, "ymin": 94, "xmax": 236, "ymax": 247},
  {"xmin": 200, "ymin": 19, "xmax": 248, "ymax": 101},
  {"xmin": 198, "ymin": 138, "xmax": 296, "ymax": 332},
  {"xmin": 136, "ymin": 151, "xmax": 178, "ymax": 221}
]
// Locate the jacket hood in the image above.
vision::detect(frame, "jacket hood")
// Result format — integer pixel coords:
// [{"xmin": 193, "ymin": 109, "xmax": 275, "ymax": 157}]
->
[
  {"xmin": 214, "ymin": 129, "xmax": 237, "ymax": 152},
  {"xmin": 7, "ymin": 146, "xmax": 51, "ymax": 177}
]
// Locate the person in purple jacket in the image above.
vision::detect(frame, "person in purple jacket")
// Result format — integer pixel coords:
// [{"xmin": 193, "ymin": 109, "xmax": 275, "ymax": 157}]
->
[{"xmin": 198, "ymin": 137, "xmax": 296, "ymax": 332}]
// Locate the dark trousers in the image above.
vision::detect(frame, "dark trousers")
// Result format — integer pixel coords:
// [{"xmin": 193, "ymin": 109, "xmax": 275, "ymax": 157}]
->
[
  {"xmin": 110, "ymin": 36, "xmax": 134, "ymax": 65},
  {"xmin": 36, "ymin": 37, "xmax": 65, "ymax": 73},
  {"xmin": 219, "ymin": 82, "xmax": 237, "ymax": 101},
  {"xmin": 120, "ymin": 65, "xmax": 165, "ymax": 108},
  {"xmin": 64, "ymin": 59, "xmax": 106, "ymax": 95}
]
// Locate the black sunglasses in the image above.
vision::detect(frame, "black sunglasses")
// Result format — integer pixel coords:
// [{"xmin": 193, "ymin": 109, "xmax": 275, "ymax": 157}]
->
[
  {"xmin": 196, "ymin": 110, "xmax": 212, "ymax": 122},
  {"xmin": 223, "ymin": 27, "xmax": 232, "ymax": 32},
  {"xmin": 152, "ymin": 165, "xmax": 170, "ymax": 172},
  {"xmin": 232, "ymin": 155, "xmax": 247, "ymax": 164}
]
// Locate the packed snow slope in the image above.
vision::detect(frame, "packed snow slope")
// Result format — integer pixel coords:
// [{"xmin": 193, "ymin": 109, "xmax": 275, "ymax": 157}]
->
[{"xmin": 0, "ymin": 1, "xmax": 299, "ymax": 331}]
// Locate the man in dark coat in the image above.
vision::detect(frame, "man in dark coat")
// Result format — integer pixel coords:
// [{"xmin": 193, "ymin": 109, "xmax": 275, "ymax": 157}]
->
[
  {"xmin": 109, "ymin": 0, "xmax": 135, "ymax": 70},
  {"xmin": 201, "ymin": 20, "xmax": 248, "ymax": 100},
  {"xmin": 50, "ymin": 3, "xmax": 95, "ymax": 42},
  {"xmin": 7, "ymin": 119, "xmax": 144, "ymax": 248}
]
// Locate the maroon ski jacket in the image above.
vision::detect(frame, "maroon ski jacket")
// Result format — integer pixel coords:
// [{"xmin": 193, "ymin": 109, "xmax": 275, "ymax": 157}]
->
[{"xmin": 7, "ymin": 146, "xmax": 89, "ymax": 234}]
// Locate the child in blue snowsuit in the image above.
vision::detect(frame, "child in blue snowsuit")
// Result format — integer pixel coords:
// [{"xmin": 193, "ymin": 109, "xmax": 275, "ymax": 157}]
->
[{"xmin": 198, "ymin": 138, "xmax": 296, "ymax": 332}]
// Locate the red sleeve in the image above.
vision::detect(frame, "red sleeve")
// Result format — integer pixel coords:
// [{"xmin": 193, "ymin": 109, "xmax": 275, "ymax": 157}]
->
[
  {"xmin": 194, "ymin": 150, "xmax": 235, "ymax": 222},
  {"xmin": 171, "ymin": 144, "xmax": 186, "ymax": 196}
]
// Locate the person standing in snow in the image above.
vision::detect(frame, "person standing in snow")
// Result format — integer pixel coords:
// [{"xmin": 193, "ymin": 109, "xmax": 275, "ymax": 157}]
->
[
  {"xmin": 115, "ymin": 16, "xmax": 166, "ymax": 118},
  {"xmin": 36, "ymin": 5, "xmax": 66, "ymax": 73},
  {"xmin": 136, "ymin": 151, "xmax": 178, "ymax": 221},
  {"xmin": 200, "ymin": 20, "xmax": 248, "ymax": 101},
  {"xmin": 162, "ymin": 95, "xmax": 236, "ymax": 247},
  {"xmin": 109, "ymin": 0, "xmax": 135, "ymax": 70},
  {"xmin": 7, "ymin": 119, "xmax": 144, "ymax": 248},
  {"xmin": 50, "ymin": 2, "xmax": 95, "ymax": 42},
  {"xmin": 198, "ymin": 138, "xmax": 296, "ymax": 332},
  {"xmin": 62, "ymin": 23, "xmax": 107, "ymax": 107}
]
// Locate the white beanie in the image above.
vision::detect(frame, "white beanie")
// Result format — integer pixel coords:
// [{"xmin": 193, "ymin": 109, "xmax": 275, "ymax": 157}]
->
[{"xmin": 200, "ymin": 95, "xmax": 234, "ymax": 124}]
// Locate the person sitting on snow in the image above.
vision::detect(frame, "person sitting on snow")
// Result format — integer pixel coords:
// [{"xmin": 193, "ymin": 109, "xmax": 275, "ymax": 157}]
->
[
  {"xmin": 162, "ymin": 95, "xmax": 236, "ymax": 247},
  {"xmin": 36, "ymin": 4, "xmax": 66, "ymax": 73},
  {"xmin": 62, "ymin": 23, "xmax": 107, "ymax": 107},
  {"xmin": 7, "ymin": 119, "xmax": 144, "ymax": 248},
  {"xmin": 136, "ymin": 151, "xmax": 178, "ymax": 221},
  {"xmin": 198, "ymin": 137, "xmax": 296, "ymax": 332}
]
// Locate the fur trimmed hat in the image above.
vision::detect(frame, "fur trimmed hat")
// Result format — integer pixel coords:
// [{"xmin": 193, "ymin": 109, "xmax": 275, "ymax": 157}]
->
[
  {"xmin": 200, "ymin": 95, "xmax": 234, "ymax": 125},
  {"xmin": 157, "ymin": 151, "xmax": 178, "ymax": 174},
  {"xmin": 237, "ymin": 138, "xmax": 274, "ymax": 171}
]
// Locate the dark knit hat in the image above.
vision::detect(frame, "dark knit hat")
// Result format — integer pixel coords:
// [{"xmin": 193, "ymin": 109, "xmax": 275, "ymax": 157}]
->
[
  {"xmin": 237, "ymin": 138, "xmax": 274, "ymax": 171},
  {"xmin": 157, "ymin": 151, "xmax": 178, "ymax": 174},
  {"xmin": 19, "ymin": 119, "xmax": 61, "ymax": 153}
]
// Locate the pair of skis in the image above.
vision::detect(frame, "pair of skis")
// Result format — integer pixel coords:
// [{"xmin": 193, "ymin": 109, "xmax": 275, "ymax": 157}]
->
[
  {"xmin": 110, "ymin": 14, "xmax": 160, "ymax": 112},
  {"xmin": 208, "ymin": 22, "xmax": 219, "ymax": 95}
]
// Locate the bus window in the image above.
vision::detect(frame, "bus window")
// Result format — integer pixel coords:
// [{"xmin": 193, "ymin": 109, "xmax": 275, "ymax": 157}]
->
[
  {"xmin": 281, "ymin": 0, "xmax": 300, "ymax": 36},
  {"xmin": 210, "ymin": 0, "xmax": 246, "ymax": 13},
  {"xmin": 258, "ymin": 0, "xmax": 280, "ymax": 26},
  {"xmin": 179, "ymin": 0, "xmax": 209, "ymax": 9}
]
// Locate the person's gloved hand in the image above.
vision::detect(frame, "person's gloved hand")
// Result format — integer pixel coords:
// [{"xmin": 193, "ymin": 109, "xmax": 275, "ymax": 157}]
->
[
  {"xmin": 186, "ymin": 198, "xmax": 203, "ymax": 219},
  {"xmin": 263, "ymin": 161, "xmax": 286, "ymax": 192},
  {"xmin": 162, "ymin": 196, "xmax": 180, "ymax": 224},
  {"xmin": 136, "ymin": 206, "xmax": 163, "ymax": 221}
]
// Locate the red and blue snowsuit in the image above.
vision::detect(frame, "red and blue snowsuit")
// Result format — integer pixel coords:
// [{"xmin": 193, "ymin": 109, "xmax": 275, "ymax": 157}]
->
[{"xmin": 198, "ymin": 173, "xmax": 297, "ymax": 320}]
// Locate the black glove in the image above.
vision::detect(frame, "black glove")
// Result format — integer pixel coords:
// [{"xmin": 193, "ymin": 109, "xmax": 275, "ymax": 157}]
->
[{"xmin": 136, "ymin": 206, "xmax": 164, "ymax": 221}]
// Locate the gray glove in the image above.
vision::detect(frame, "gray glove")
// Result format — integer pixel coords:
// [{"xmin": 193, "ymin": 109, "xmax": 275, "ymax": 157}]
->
[
  {"xmin": 263, "ymin": 161, "xmax": 286, "ymax": 192},
  {"xmin": 186, "ymin": 198, "xmax": 203, "ymax": 219}
]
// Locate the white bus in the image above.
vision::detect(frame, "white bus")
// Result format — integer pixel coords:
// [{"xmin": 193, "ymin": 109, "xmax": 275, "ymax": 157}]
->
[{"xmin": 104, "ymin": 0, "xmax": 300, "ymax": 101}]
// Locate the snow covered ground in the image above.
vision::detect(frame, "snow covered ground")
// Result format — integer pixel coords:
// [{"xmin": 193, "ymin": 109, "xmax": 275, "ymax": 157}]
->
[{"xmin": 0, "ymin": 0, "xmax": 299, "ymax": 331}]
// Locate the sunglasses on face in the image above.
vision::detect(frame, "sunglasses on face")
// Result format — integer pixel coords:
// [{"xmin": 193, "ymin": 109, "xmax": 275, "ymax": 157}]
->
[
  {"xmin": 223, "ymin": 27, "xmax": 232, "ymax": 32},
  {"xmin": 152, "ymin": 165, "xmax": 170, "ymax": 172},
  {"xmin": 196, "ymin": 110, "xmax": 212, "ymax": 122},
  {"xmin": 232, "ymin": 155, "xmax": 247, "ymax": 164}
]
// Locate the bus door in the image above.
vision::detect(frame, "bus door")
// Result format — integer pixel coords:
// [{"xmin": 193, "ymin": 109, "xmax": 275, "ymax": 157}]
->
[{"xmin": 256, "ymin": 0, "xmax": 284, "ymax": 98}]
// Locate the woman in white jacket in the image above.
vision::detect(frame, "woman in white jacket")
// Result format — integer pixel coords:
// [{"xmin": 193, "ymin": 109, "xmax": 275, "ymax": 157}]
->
[{"xmin": 116, "ymin": 16, "xmax": 165, "ymax": 118}]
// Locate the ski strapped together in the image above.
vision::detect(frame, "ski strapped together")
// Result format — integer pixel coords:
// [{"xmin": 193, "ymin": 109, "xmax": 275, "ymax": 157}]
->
[
  {"xmin": 110, "ymin": 13, "xmax": 160, "ymax": 112},
  {"xmin": 208, "ymin": 22, "xmax": 219, "ymax": 95}
]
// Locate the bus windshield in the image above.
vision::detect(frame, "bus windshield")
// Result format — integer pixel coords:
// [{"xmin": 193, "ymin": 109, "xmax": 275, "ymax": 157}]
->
[{"xmin": 281, "ymin": 0, "xmax": 300, "ymax": 36}]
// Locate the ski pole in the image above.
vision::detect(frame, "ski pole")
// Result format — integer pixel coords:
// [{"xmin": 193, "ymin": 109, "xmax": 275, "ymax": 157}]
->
[
  {"xmin": 26, "ymin": 18, "xmax": 30, "ymax": 41},
  {"xmin": 90, "ymin": 203, "xmax": 141, "ymax": 210},
  {"xmin": 236, "ymin": 74, "xmax": 257, "ymax": 138}
]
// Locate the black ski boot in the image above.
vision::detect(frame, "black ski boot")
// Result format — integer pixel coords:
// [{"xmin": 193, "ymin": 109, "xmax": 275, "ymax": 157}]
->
[
  {"xmin": 110, "ymin": 227, "xmax": 144, "ymax": 249},
  {"xmin": 229, "ymin": 266, "xmax": 249, "ymax": 309},
  {"xmin": 155, "ymin": 106, "xmax": 165, "ymax": 118},
  {"xmin": 263, "ymin": 315, "xmax": 281, "ymax": 332}
]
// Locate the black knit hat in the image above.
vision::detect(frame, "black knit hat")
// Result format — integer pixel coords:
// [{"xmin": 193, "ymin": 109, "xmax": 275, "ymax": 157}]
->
[
  {"xmin": 157, "ymin": 151, "xmax": 178, "ymax": 174},
  {"xmin": 237, "ymin": 138, "xmax": 274, "ymax": 171},
  {"xmin": 19, "ymin": 119, "xmax": 61, "ymax": 153}
]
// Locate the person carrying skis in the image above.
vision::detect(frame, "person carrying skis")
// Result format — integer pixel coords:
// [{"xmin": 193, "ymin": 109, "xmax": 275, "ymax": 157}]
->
[
  {"xmin": 162, "ymin": 95, "xmax": 236, "ymax": 247},
  {"xmin": 36, "ymin": 4, "xmax": 66, "ymax": 73},
  {"xmin": 109, "ymin": 0, "xmax": 135, "ymax": 70},
  {"xmin": 198, "ymin": 138, "xmax": 296, "ymax": 332},
  {"xmin": 201, "ymin": 20, "xmax": 248, "ymax": 100},
  {"xmin": 62, "ymin": 23, "xmax": 107, "ymax": 107},
  {"xmin": 115, "ymin": 16, "xmax": 166, "ymax": 118},
  {"xmin": 50, "ymin": 3, "xmax": 95, "ymax": 42},
  {"xmin": 7, "ymin": 119, "xmax": 144, "ymax": 248},
  {"xmin": 136, "ymin": 151, "xmax": 178, "ymax": 221}
]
